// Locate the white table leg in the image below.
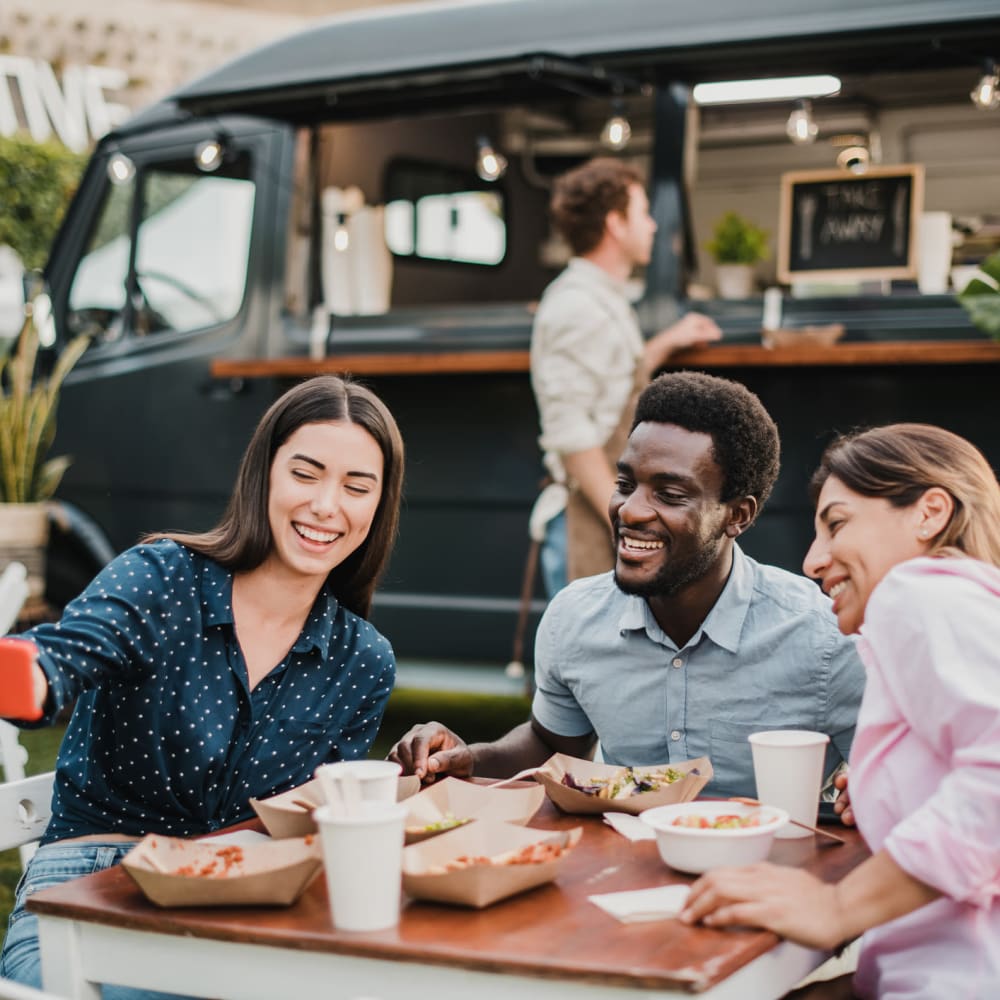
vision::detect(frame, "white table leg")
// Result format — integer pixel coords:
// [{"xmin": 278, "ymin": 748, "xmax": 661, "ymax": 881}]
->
[{"xmin": 37, "ymin": 914, "xmax": 101, "ymax": 1000}]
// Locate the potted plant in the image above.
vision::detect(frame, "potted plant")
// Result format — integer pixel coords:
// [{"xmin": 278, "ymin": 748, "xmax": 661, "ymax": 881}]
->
[
  {"xmin": 706, "ymin": 211, "xmax": 770, "ymax": 299},
  {"xmin": 957, "ymin": 250, "xmax": 1000, "ymax": 340},
  {"xmin": 0, "ymin": 310, "xmax": 89, "ymax": 606}
]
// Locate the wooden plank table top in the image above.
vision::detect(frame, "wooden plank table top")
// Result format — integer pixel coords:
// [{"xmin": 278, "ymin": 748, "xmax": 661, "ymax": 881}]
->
[
  {"xmin": 209, "ymin": 339, "xmax": 1000, "ymax": 379},
  {"xmin": 29, "ymin": 796, "xmax": 867, "ymax": 996}
]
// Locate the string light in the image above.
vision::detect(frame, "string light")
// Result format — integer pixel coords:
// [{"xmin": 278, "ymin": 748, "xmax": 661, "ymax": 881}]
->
[
  {"xmin": 785, "ymin": 100, "xmax": 819, "ymax": 145},
  {"xmin": 970, "ymin": 60, "xmax": 1000, "ymax": 110},
  {"xmin": 600, "ymin": 100, "xmax": 632, "ymax": 150},
  {"xmin": 194, "ymin": 138, "xmax": 225, "ymax": 172},
  {"xmin": 106, "ymin": 151, "xmax": 135, "ymax": 185},
  {"xmin": 333, "ymin": 212, "xmax": 350, "ymax": 252},
  {"xmin": 475, "ymin": 137, "xmax": 507, "ymax": 182}
]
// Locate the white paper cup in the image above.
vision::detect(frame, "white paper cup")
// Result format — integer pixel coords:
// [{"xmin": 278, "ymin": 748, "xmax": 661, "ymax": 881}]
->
[
  {"xmin": 315, "ymin": 801, "xmax": 407, "ymax": 931},
  {"xmin": 748, "ymin": 730, "xmax": 829, "ymax": 839},
  {"xmin": 315, "ymin": 759, "xmax": 402, "ymax": 808},
  {"xmin": 916, "ymin": 211, "xmax": 953, "ymax": 295}
]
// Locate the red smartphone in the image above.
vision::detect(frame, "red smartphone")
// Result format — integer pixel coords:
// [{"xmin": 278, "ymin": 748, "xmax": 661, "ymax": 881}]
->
[{"xmin": 0, "ymin": 637, "xmax": 43, "ymax": 721}]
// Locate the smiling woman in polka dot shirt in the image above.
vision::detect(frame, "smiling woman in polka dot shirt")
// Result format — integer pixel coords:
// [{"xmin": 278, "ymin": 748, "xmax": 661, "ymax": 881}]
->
[{"xmin": 0, "ymin": 375, "xmax": 405, "ymax": 999}]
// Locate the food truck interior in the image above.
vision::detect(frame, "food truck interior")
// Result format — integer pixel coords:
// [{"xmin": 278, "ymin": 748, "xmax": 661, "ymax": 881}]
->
[{"xmin": 43, "ymin": 0, "xmax": 1000, "ymax": 662}]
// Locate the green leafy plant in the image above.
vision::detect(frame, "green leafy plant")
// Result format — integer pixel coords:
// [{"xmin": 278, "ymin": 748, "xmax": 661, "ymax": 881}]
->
[
  {"xmin": 0, "ymin": 314, "xmax": 89, "ymax": 502},
  {"xmin": 0, "ymin": 135, "xmax": 86, "ymax": 272},
  {"xmin": 957, "ymin": 251, "xmax": 1000, "ymax": 341},
  {"xmin": 706, "ymin": 211, "xmax": 770, "ymax": 265}
]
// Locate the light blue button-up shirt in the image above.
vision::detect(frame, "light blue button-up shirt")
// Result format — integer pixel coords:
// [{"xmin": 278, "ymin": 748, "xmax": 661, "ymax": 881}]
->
[{"xmin": 531, "ymin": 545, "xmax": 864, "ymax": 798}]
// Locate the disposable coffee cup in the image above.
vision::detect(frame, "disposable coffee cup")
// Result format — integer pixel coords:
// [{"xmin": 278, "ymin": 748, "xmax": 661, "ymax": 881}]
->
[
  {"xmin": 748, "ymin": 730, "xmax": 829, "ymax": 839},
  {"xmin": 315, "ymin": 801, "xmax": 407, "ymax": 931},
  {"xmin": 315, "ymin": 759, "xmax": 402, "ymax": 809}
]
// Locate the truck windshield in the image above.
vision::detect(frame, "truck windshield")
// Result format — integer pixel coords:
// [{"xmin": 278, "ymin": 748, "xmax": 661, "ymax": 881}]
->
[{"xmin": 67, "ymin": 155, "xmax": 255, "ymax": 340}]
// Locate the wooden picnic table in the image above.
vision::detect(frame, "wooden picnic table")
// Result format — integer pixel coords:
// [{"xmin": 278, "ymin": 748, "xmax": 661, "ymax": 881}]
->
[{"xmin": 31, "ymin": 792, "xmax": 868, "ymax": 999}]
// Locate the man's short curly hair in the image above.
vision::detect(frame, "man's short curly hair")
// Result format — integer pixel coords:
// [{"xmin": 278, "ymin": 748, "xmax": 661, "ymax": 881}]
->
[
  {"xmin": 550, "ymin": 157, "xmax": 643, "ymax": 255},
  {"xmin": 632, "ymin": 371, "xmax": 781, "ymax": 511}
]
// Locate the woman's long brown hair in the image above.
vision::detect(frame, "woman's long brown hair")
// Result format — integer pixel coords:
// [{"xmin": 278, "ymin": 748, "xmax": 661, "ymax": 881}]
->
[{"xmin": 149, "ymin": 375, "xmax": 404, "ymax": 618}]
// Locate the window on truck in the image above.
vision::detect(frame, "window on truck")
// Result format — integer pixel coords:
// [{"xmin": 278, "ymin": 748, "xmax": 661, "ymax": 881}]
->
[
  {"xmin": 67, "ymin": 153, "xmax": 255, "ymax": 341},
  {"xmin": 384, "ymin": 160, "xmax": 506, "ymax": 266}
]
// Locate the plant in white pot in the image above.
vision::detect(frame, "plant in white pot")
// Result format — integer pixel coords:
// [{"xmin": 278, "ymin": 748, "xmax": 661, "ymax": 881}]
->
[
  {"xmin": 706, "ymin": 211, "xmax": 770, "ymax": 299},
  {"xmin": 0, "ymin": 312, "xmax": 88, "ymax": 608}
]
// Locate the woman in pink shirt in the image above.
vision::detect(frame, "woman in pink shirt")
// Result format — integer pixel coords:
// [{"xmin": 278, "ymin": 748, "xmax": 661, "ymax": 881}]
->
[{"xmin": 681, "ymin": 423, "xmax": 1000, "ymax": 999}]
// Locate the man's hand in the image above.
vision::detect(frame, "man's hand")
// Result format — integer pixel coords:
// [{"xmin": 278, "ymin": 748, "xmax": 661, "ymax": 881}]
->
[
  {"xmin": 388, "ymin": 722, "xmax": 473, "ymax": 783},
  {"xmin": 833, "ymin": 769, "xmax": 855, "ymax": 826},
  {"xmin": 644, "ymin": 312, "xmax": 722, "ymax": 374}
]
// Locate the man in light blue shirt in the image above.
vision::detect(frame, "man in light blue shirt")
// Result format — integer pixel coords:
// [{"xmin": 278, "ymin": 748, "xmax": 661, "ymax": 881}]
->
[{"xmin": 391, "ymin": 372, "xmax": 864, "ymax": 798}]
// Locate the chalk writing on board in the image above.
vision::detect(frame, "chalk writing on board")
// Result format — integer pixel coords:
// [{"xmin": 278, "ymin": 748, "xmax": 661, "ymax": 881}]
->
[{"xmin": 778, "ymin": 166, "xmax": 923, "ymax": 283}]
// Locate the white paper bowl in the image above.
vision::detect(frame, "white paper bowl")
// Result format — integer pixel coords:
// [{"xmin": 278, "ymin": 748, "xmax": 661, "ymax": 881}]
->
[{"xmin": 640, "ymin": 801, "xmax": 788, "ymax": 874}]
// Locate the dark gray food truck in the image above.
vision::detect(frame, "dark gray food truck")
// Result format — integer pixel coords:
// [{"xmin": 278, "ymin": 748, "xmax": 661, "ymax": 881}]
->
[{"xmin": 37, "ymin": 0, "xmax": 1000, "ymax": 662}]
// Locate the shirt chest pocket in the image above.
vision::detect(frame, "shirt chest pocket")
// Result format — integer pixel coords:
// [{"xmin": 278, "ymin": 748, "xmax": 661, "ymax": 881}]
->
[{"xmin": 709, "ymin": 719, "xmax": 788, "ymax": 800}]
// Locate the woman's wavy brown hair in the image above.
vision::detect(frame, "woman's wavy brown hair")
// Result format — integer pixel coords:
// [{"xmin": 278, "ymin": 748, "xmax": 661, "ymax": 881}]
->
[
  {"xmin": 149, "ymin": 375, "xmax": 404, "ymax": 618},
  {"xmin": 810, "ymin": 423, "xmax": 1000, "ymax": 568}
]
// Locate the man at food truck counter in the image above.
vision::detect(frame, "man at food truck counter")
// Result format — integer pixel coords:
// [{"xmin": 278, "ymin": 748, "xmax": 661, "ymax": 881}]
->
[
  {"xmin": 391, "ymin": 372, "xmax": 864, "ymax": 799},
  {"xmin": 529, "ymin": 157, "xmax": 721, "ymax": 597}
]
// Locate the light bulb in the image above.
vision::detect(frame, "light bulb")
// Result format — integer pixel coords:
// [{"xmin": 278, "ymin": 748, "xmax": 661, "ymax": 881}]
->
[
  {"xmin": 475, "ymin": 138, "xmax": 507, "ymax": 182},
  {"xmin": 195, "ymin": 138, "xmax": 224, "ymax": 172},
  {"xmin": 785, "ymin": 102, "xmax": 818, "ymax": 145},
  {"xmin": 971, "ymin": 67, "xmax": 1000, "ymax": 110},
  {"xmin": 106, "ymin": 151, "xmax": 135, "ymax": 185},
  {"xmin": 333, "ymin": 212, "xmax": 350, "ymax": 252},
  {"xmin": 600, "ymin": 113, "xmax": 632, "ymax": 151}
]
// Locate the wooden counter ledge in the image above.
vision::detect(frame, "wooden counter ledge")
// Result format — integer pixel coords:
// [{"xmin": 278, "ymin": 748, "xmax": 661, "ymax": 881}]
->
[{"xmin": 210, "ymin": 340, "xmax": 1000, "ymax": 380}]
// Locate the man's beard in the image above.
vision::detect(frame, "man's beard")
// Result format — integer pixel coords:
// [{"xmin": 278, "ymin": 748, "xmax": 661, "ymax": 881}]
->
[{"xmin": 614, "ymin": 538, "xmax": 721, "ymax": 599}]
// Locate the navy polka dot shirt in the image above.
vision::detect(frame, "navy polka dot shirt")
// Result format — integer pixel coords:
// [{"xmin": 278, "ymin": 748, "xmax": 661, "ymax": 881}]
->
[{"xmin": 20, "ymin": 539, "xmax": 395, "ymax": 844}]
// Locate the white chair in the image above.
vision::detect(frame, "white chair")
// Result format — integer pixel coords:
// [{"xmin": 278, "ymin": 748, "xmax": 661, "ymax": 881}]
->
[
  {"xmin": 0, "ymin": 975, "xmax": 67, "ymax": 1000},
  {"xmin": 0, "ymin": 562, "xmax": 36, "ymax": 864},
  {"xmin": 0, "ymin": 772, "xmax": 54, "ymax": 857},
  {"xmin": 0, "ymin": 562, "xmax": 29, "ymax": 635}
]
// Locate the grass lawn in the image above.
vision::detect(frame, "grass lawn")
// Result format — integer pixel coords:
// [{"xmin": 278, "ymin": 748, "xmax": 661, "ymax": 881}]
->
[{"xmin": 0, "ymin": 686, "xmax": 530, "ymax": 948}]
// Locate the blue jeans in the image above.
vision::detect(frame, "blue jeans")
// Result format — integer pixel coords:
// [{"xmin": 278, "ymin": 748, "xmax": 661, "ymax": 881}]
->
[
  {"xmin": 540, "ymin": 510, "xmax": 567, "ymax": 599},
  {"xmin": 0, "ymin": 841, "xmax": 199, "ymax": 1000}
]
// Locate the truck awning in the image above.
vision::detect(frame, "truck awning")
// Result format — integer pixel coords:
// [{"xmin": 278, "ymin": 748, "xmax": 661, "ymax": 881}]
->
[{"xmin": 168, "ymin": 0, "xmax": 1000, "ymax": 122}]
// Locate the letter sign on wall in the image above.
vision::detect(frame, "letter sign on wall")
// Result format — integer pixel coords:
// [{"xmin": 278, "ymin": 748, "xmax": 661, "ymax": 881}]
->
[{"xmin": 0, "ymin": 56, "xmax": 129, "ymax": 152}]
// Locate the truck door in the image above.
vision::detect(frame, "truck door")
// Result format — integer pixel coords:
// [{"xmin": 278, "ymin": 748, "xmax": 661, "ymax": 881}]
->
[{"xmin": 44, "ymin": 118, "xmax": 290, "ymax": 595}]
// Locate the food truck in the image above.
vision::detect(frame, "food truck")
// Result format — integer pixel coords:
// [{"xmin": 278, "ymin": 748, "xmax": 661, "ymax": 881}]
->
[{"xmin": 37, "ymin": 0, "xmax": 1000, "ymax": 661}]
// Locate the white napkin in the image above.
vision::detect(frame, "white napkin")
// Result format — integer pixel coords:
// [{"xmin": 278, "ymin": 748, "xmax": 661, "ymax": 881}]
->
[
  {"xmin": 588, "ymin": 885, "xmax": 692, "ymax": 923},
  {"xmin": 603, "ymin": 811, "xmax": 656, "ymax": 841}
]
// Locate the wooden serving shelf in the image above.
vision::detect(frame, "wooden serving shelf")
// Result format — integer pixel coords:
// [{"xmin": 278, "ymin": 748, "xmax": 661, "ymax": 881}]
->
[{"xmin": 210, "ymin": 340, "xmax": 1000, "ymax": 379}]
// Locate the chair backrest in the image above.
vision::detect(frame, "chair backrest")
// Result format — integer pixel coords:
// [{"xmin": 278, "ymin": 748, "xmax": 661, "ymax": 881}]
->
[
  {"xmin": 0, "ymin": 562, "xmax": 29, "ymax": 635},
  {"xmin": 0, "ymin": 772, "xmax": 54, "ymax": 853}
]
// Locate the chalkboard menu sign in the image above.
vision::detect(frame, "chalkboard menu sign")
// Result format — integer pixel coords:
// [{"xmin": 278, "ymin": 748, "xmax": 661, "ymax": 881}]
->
[{"xmin": 777, "ymin": 165, "xmax": 924, "ymax": 283}]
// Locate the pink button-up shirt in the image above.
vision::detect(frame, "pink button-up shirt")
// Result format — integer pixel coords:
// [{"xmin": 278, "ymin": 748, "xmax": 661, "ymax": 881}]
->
[{"xmin": 851, "ymin": 556, "xmax": 1000, "ymax": 999}]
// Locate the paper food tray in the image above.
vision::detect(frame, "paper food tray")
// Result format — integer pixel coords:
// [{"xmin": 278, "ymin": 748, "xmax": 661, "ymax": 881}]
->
[
  {"xmin": 534, "ymin": 752, "xmax": 711, "ymax": 816},
  {"xmin": 403, "ymin": 820, "xmax": 580, "ymax": 909},
  {"xmin": 404, "ymin": 776, "xmax": 545, "ymax": 844},
  {"xmin": 251, "ymin": 774, "xmax": 421, "ymax": 838},
  {"xmin": 122, "ymin": 833, "xmax": 322, "ymax": 908}
]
